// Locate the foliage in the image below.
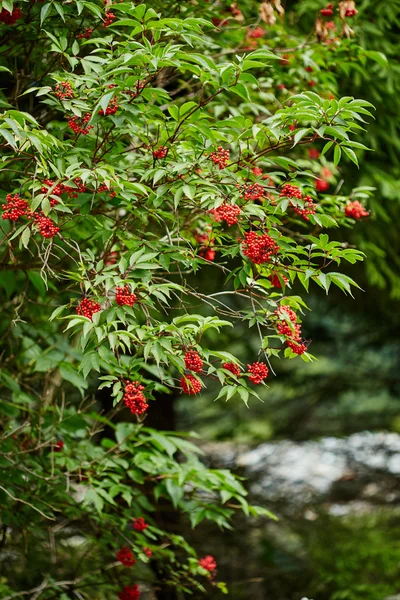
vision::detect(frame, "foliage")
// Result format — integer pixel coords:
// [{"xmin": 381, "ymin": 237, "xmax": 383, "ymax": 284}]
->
[{"xmin": 0, "ymin": 0, "xmax": 376, "ymax": 598}]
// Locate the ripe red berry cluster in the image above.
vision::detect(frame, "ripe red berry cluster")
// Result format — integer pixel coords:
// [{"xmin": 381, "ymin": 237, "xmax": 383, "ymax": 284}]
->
[
  {"xmin": 143, "ymin": 547, "xmax": 152, "ymax": 558},
  {"xmin": 198, "ymin": 247, "xmax": 216, "ymax": 261},
  {"xmin": 67, "ymin": 114, "xmax": 93, "ymax": 135},
  {"xmin": 105, "ymin": 250, "xmax": 119, "ymax": 265},
  {"xmin": 42, "ymin": 178, "xmax": 86, "ymax": 198},
  {"xmin": 2, "ymin": 194, "xmax": 31, "ymax": 221},
  {"xmin": 184, "ymin": 350, "xmax": 203, "ymax": 373},
  {"xmin": 222, "ymin": 362, "xmax": 241, "ymax": 377},
  {"xmin": 77, "ymin": 27, "xmax": 92, "ymax": 38},
  {"xmin": 345, "ymin": 200, "xmax": 369, "ymax": 219},
  {"xmin": 209, "ymin": 147, "xmax": 230, "ymax": 169},
  {"xmin": 97, "ymin": 183, "xmax": 117, "ymax": 198},
  {"xmin": 238, "ymin": 182, "xmax": 265, "ymax": 201},
  {"xmin": 195, "ymin": 230, "xmax": 212, "ymax": 245},
  {"xmin": 269, "ymin": 272, "xmax": 289, "ymax": 288},
  {"xmin": 118, "ymin": 585, "xmax": 141, "ymax": 600},
  {"xmin": 123, "ymin": 381, "xmax": 148, "ymax": 415},
  {"xmin": 315, "ymin": 178, "xmax": 330, "ymax": 192},
  {"xmin": 291, "ymin": 194, "xmax": 316, "ymax": 221},
  {"xmin": 34, "ymin": 214, "xmax": 59, "ymax": 238},
  {"xmin": 280, "ymin": 183, "xmax": 302, "ymax": 199},
  {"xmin": 320, "ymin": 3, "xmax": 334, "ymax": 16},
  {"xmin": 116, "ymin": 285, "xmax": 137, "ymax": 306},
  {"xmin": 133, "ymin": 517, "xmax": 148, "ymax": 531},
  {"xmin": 242, "ymin": 231, "xmax": 279, "ymax": 264},
  {"xmin": 153, "ymin": 146, "xmax": 168, "ymax": 159},
  {"xmin": 210, "ymin": 203, "xmax": 241, "ymax": 226},
  {"xmin": 275, "ymin": 306, "xmax": 307, "ymax": 355},
  {"xmin": 252, "ymin": 166, "xmax": 263, "ymax": 177},
  {"xmin": 180, "ymin": 374, "xmax": 202, "ymax": 395},
  {"xmin": 247, "ymin": 362, "xmax": 269, "ymax": 384},
  {"xmin": 116, "ymin": 547, "xmax": 136, "ymax": 567},
  {"xmin": 199, "ymin": 555, "xmax": 217, "ymax": 572},
  {"xmin": 247, "ymin": 26, "xmax": 265, "ymax": 38},
  {"xmin": 54, "ymin": 440, "xmax": 64, "ymax": 452},
  {"xmin": 76, "ymin": 298, "xmax": 101, "ymax": 320},
  {"xmin": 54, "ymin": 82, "xmax": 74, "ymax": 99},
  {"xmin": 99, "ymin": 96, "xmax": 119, "ymax": 116},
  {"xmin": 103, "ymin": 11, "xmax": 116, "ymax": 26},
  {"xmin": 308, "ymin": 148, "xmax": 321, "ymax": 159},
  {"xmin": 0, "ymin": 7, "xmax": 22, "ymax": 24}
]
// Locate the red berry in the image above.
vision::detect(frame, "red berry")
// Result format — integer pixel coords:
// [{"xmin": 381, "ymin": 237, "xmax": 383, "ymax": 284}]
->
[
  {"xmin": 209, "ymin": 147, "xmax": 230, "ymax": 169},
  {"xmin": 247, "ymin": 26, "xmax": 264, "ymax": 38},
  {"xmin": 252, "ymin": 167, "xmax": 263, "ymax": 176},
  {"xmin": 54, "ymin": 82, "xmax": 74, "ymax": 100},
  {"xmin": 153, "ymin": 146, "xmax": 168, "ymax": 159},
  {"xmin": 76, "ymin": 298, "xmax": 101, "ymax": 320},
  {"xmin": 67, "ymin": 113, "xmax": 93, "ymax": 135},
  {"xmin": 238, "ymin": 182, "xmax": 265, "ymax": 201},
  {"xmin": 103, "ymin": 11, "xmax": 116, "ymax": 26},
  {"xmin": 241, "ymin": 231, "xmax": 279, "ymax": 264},
  {"xmin": 54, "ymin": 440, "xmax": 64, "ymax": 452},
  {"xmin": 222, "ymin": 362, "xmax": 241, "ymax": 377},
  {"xmin": 116, "ymin": 285, "xmax": 137, "ymax": 307},
  {"xmin": 99, "ymin": 96, "xmax": 119, "ymax": 116},
  {"xmin": 34, "ymin": 214, "xmax": 59, "ymax": 238},
  {"xmin": 184, "ymin": 350, "xmax": 203, "ymax": 373},
  {"xmin": 269, "ymin": 272, "xmax": 289, "ymax": 288},
  {"xmin": 118, "ymin": 585, "xmax": 140, "ymax": 600},
  {"xmin": 180, "ymin": 374, "xmax": 202, "ymax": 395},
  {"xmin": 345, "ymin": 200, "xmax": 369, "ymax": 219},
  {"xmin": 1, "ymin": 194, "xmax": 31, "ymax": 221},
  {"xmin": 210, "ymin": 203, "xmax": 241, "ymax": 225},
  {"xmin": 116, "ymin": 547, "xmax": 136, "ymax": 567},
  {"xmin": 315, "ymin": 178, "xmax": 330, "ymax": 192},
  {"xmin": 308, "ymin": 148, "xmax": 321, "ymax": 159},
  {"xmin": 247, "ymin": 362, "xmax": 269, "ymax": 384},
  {"xmin": 123, "ymin": 381, "xmax": 148, "ymax": 415},
  {"xmin": 133, "ymin": 517, "xmax": 148, "ymax": 531},
  {"xmin": 199, "ymin": 555, "xmax": 217, "ymax": 572},
  {"xmin": 143, "ymin": 547, "xmax": 152, "ymax": 558},
  {"xmin": 0, "ymin": 7, "xmax": 22, "ymax": 24}
]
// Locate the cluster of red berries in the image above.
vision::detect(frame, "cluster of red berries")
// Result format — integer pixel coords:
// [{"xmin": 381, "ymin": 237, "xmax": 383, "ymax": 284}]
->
[
  {"xmin": 308, "ymin": 148, "xmax": 321, "ymax": 160},
  {"xmin": 247, "ymin": 362, "xmax": 269, "ymax": 384},
  {"xmin": 184, "ymin": 350, "xmax": 203, "ymax": 373},
  {"xmin": 76, "ymin": 298, "xmax": 101, "ymax": 320},
  {"xmin": 123, "ymin": 381, "xmax": 148, "ymax": 415},
  {"xmin": 34, "ymin": 214, "xmax": 60, "ymax": 238},
  {"xmin": 116, "ymin": 285, "xmax": 137, "ymax": 306},
  {"xmin": 99, "ymin": 96, "xmax": 119, "ymax": 116},
  {"xmin": 209, "ymin": 147, "xmax": 230, "ymax": 169},
  {"xmin": 242, "ymin": 231, "xmax": 279, "ymax": 264},
  {"xmin": 269, "ymin": 272, "xmax": 289, "ymax": 289},
  {"xmin": 97, "ymin": 183, "xmax": 117, "ymax": 198},
  {"xmin": 103, "ymin": 11, "xmax": 116, "ymax": 26},
  {"xmin": 275, "ymin": 306, "xmax": 307, "ymax": 355},
  {"xmin": 315, "ymin": 178, "xmax": 330, "ymax": 192},
  {"xmin": 54, "ymin": 82, "xmax": 74, "ymax": 100},
  {"xmin": 198, "ymin": 247, "xmax": 216, "ymax": 261},
  {"xmin": 118, "ymin": 585, "xmax": 141, "ymax": 600},
  {"xmin": 280, "ymin": 183, "xmax": 302, "ymax": 200},
  {"xmin": 238, "ymin": 182, "xmax": 265, "ymax": 201},
  {"xmin": 2, "ymin": 194, "xmax": 30, "ymax": 221},
  {"xmin": 42, "ymin": 178, "xmax": 86, "ymax": 198},
  {"xmin": 0, "ymin": 7, "xmax": 22, "ymax": 24},
  {"xmin": 77, "ymin": 27, "xmax": 93, "ymax": 38},
  {"xmin": 67, "ymin": 113, "xmax": 93, "ymax": 135},
  {"xmin": 143, "ymin": 547, "xmax": 152, "ymax": 558},
  {"xmin": 54, "ymin": 440, "xmax": 64, "ymax": 452},
  {"xmin": 222, "ymin": 362, "xmax": 241, "ymax": 377},
  {"xmin": 199, "ymin": 555, "xmax": 217, "ymax": 572},
  {"xmin": 133, "ymin": 517, "xmax": 148, "ymax": 531},
  {"xmin": 116, "ymin": 547, "xmax": 136, "ymax": 567},
  {"xmin": 105, "ymin": 250, "xmax": 119, "ymax": 265},
  {"xmin": 180, "ymin": 374, "xmax": 202, "ymax": 395},
  {"xmin": 320, "ymin": 3, "xmax": 334, "ymax": 16},
  {"xmin": 252, "ymin": 167, "xmax": 263, "ymax": 177},
  {"xmin": 2, "ymin": 193, "xmax": 60, "ymax": 238},
  {"xmin": 210, "ymin": 203, "xmax": 241, "ymax": 226},
  {"xmin": 153, "ymin": 146, "xmax": 168, "ymax": 159},
  {"xmin": 345, "ymin": 200, "xmax": 369, "ymax": 219},
  {"xmin": 247, "ymin": 26, "xmax": 264, "ymax": 38},
  {"xmin": 195, "ymin": 230, "xmax": 212, "ymax": 245},
  {"xmin": 280, "ymin": 184, "xmax": 316, "ymax": 220}
]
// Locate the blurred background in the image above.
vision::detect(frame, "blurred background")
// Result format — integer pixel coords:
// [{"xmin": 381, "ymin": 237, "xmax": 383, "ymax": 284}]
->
[{"xmin": 173, "ymin": 2, "xmax": 400, "ymax": 598}]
